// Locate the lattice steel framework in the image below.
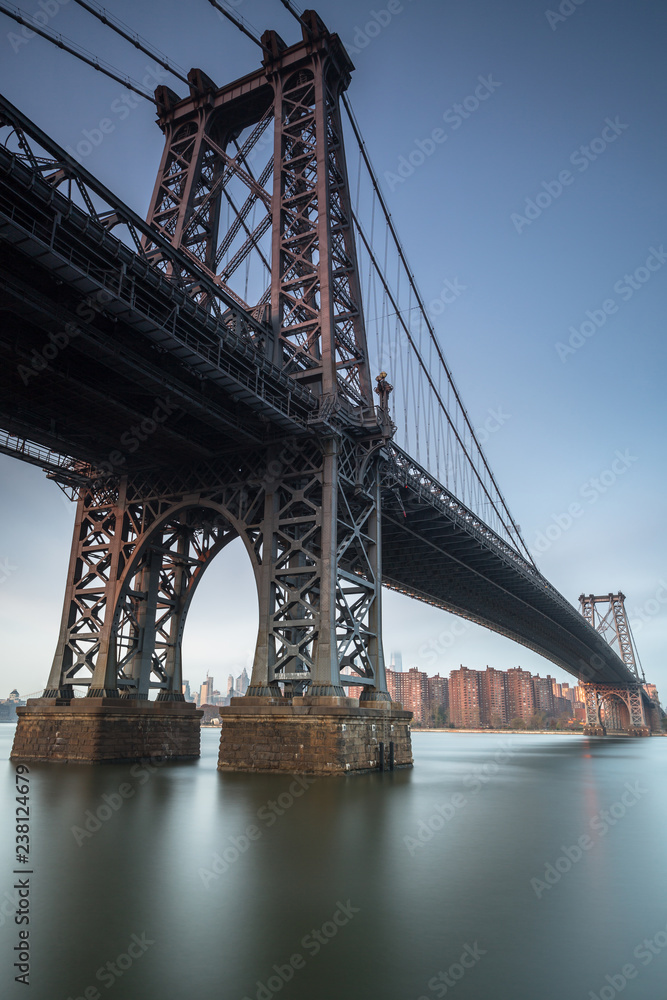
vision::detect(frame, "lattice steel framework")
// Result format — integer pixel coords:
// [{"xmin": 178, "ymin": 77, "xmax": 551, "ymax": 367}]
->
[
  {"xmin": 144, "ymin": 11, "xmax": 373, "ymax": 414},
  {"xmin": 43, "ymin": 436, "xmax": 388, "ymax": 700},
  {"xmin": 579, "ymin": 593, "xmax": 642, "ymax": 681},
  {"xmin": 579, "ymin": 593, "xmax": 649, "ymax": 732},
  {"xmin": 582, "ymin": 683, "xmax": 647, "ymax": 732}
]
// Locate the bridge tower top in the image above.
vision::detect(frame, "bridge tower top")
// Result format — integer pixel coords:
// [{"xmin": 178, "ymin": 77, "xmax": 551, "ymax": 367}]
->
[
  {"xmin": 579, "ymin": 592, "xmax": 644, "ymax": 683},
  {"xmin": 145, "ymin": 9, "xmax": 375, "ymax": 425}
]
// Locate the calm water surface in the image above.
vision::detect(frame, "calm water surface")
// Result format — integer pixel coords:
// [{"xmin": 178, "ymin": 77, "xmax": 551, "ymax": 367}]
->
[{"xmin": 1, "ymin": 727, "xmax": 666, "ymax": 1000}]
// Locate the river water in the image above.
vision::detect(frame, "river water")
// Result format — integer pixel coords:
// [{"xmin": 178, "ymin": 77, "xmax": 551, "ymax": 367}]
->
[{"xmin": 1, "ymin": 726, "xmax": 666, "ymax": 1000}]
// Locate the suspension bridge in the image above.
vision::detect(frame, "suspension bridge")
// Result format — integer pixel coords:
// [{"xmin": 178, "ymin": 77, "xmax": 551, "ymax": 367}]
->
[{"xmin": 0, "ymin": 1, "xmax": 658, "ymax": 769}]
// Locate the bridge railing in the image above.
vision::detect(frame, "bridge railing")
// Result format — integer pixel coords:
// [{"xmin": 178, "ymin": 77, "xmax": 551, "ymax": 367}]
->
[
  {"xmin": 385, "ymin": 444, "xmax": 543, "ymax": 578},
  {"xmin": 0, "ymin": 91, "xmax": 268, "ymax": 337}
]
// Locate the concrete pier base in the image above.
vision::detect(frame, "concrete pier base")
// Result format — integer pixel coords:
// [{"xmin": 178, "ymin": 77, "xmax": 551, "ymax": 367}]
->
[
  {"xmin": 10, "ymin": 698, "xmax": 203, "ymax": 763},
  {"xmin": 217, "ymin": 696, "xmax": 413, "ymax": 775},
  {"xmin": 583, "ymin": 724, "xmax": 651, "ymax": 738}
]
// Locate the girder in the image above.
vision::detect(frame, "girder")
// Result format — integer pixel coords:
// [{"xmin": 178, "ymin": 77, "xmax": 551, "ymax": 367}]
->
[
  {"xmin": 381, "ymin": 446, "xmax": 641, "ymax": 688},
  {"xmin": 0, "ymin": 19, "xmax": 653, "ymax": 705},
  {"xmin": 41, "ymin": 439, "xmax": 389, "ymax": 701}
]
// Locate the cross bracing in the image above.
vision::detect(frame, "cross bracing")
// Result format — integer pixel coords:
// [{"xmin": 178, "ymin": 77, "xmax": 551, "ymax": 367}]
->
[{"xmin": 0, "ymin": 12, "xmax": 654, "ymax": 708}]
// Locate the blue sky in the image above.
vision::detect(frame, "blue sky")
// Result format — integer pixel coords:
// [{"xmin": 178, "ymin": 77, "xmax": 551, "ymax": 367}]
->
[{"xmin": 0, "ymin": 0, "xmax": 665, "ymax": 700}]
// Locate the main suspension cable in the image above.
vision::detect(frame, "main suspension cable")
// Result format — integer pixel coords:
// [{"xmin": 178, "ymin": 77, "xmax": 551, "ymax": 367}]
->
[
  {"xmin": 70, "ymin": 0, "xmax": 190, "ymax": 87},
  {"xmin": 0, "ymin": 2, "xmax": 157, "ymax": 103},
  {"xmin": 205, "ymin": 0, "xmax": 269, "ymax": 54},
  {"xmin": 272, "ymin": 0, "xmax": 532, "ymax": 560},
  {"xmin": 342, "ymin": 95, "xmax": 535, "ymax": 565}
]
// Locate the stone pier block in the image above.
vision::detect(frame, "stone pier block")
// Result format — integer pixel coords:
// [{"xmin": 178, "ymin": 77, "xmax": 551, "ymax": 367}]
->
[
  {"xmin": 217, "ymin": 697, "xmax": 413, "ymax": 775},
  {"xmin": 11, "ymin": 698, "xmax": 203, "ymax": 763}
]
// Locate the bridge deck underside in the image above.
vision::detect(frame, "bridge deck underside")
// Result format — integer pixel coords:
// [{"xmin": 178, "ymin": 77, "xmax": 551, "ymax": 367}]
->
[
  {"xmin": 0, "ymin": 144, "xmax": 642, "ymax": 695},
  {"xmin": 380, "ymin": 479, "xmax": 636, "ymax": 687},
  {"xmin": 0, "ymin": 147, "xmax": 315, "ymax": 475}
]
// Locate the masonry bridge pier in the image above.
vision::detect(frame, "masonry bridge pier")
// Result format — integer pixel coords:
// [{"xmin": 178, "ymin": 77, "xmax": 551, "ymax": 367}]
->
[{"xmin": 1, "ymin": 11, "xmax": 659, "ymax": 772}]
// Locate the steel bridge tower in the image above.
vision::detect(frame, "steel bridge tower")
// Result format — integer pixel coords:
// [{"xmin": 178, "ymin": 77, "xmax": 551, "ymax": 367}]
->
[
  {"xmin": 579, "ymin": 593, "xmax": 657, "ymax": 735},
  {"xmin": 11, "ymin": 12, "xmax": 412, "ymax": 771}
]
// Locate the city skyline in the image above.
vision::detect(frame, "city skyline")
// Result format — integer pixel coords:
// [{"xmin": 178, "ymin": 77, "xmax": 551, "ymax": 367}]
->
[
  {"xmin": 0, "ymin": 0, "xmax": 665, "ymax": 704},
  {"xmin": 384, "ymin": 661, "xmax": 660, "ymax": 729},
  {"xmin": 0, "ymin": 4, "xmax": 663, "ymax": 999}
]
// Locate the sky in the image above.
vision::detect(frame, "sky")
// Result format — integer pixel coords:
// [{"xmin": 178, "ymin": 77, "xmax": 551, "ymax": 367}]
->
[{"xmin": 0, "ymin": 0, "xmax": 665, "ymax": 701}]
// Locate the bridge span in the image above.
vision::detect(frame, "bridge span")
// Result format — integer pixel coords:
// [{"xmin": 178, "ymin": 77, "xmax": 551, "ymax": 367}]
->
[{"xmin": 0, "ymin": 9, "xmax": 658, "ymax": 767}]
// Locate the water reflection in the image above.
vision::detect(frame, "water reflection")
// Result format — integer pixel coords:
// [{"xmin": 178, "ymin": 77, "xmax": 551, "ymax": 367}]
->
[{"xmin": 1, "ymin": 728, "xmax": 665, "ymax": 1000}]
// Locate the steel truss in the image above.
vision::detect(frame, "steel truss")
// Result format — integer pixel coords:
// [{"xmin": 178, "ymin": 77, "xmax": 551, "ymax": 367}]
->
[
  {"xmin": 579, "ymin": 592, "xmax": 643, "ymax": 680},
  {"xmin": 44, "ymin": 437, "xmax": 388, "ymax": 700},
  {"xmin": 144, "ymin": 13, "xmax": 373, "ymax": 416},
  {"xmin": 582, "ymin": 683, "xmax": 648, "ymax": 732},
  {"xmin": 16, "ymin": 13, "xmax": 652, "ymax": 707},
  {"xmin": 35, "ymin": 13, "xmax": 386, "ymax": 703}
]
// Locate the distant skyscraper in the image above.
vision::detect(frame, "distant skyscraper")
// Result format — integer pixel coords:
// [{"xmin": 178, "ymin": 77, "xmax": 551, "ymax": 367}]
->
[
  {"xmin": 390, "ymin": 651, "xmax": 403, "ymax": 672},
  {"xmin": 236, "ymin": 668, "xmax": 250, "ymax": 696},
  {"xmin": 199, "ymin": 674, "xmax": 214, "ymax": 706},
  {"xmin": 182, "ymin": 680, "xmax": 191, "ymax": 702}
]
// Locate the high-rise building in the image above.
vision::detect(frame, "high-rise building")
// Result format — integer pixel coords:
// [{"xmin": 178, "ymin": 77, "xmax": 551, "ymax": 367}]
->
[
  {"xmin": 386, "ymin": 667, "xmax": 429, "ymax": 724},
  {"xmin": 402, "ymin": 667, "xmax": 429, "ymax": 725},
  {"xmin": 386, "ymin": 667, "xmax": 404, "ymax": 705},
  {"xmin": 553, "ymin": 695, "xmax": 573, "ymax": 718},
  {"xmin": 532, "ymin": 675, "xmax": 555, "ymax": 715},
  {"xmin": 506, "ymin": 668, "xmax": 535, "ymax": 723},
  {"xmin": 644, "ymin": 683, "xmax": 660, "ymax": 705},
  {"xmin": 427, "ymin": 673, "xmax": 449, "ymax": 724},
  {"xmin": 390, "ymin": 651, "xmax": 403, "ymax": 672},
  {"xmin": 481, "ymin": 667, "xmax": 509, "ymax": 727},
  {"xmin": 236, "ymin": 668, "xmax": 250, "ymax": 696},
  {"xmin": 573, "ymin": 701, "xmax": 587, "ymax": 722},
  {"xmin": 449, "ymin": 667, "xmax": 482, "ymax": 727},
  {"xmin": 199, "ymin": 674, "xmax": 214, "ymax": 706},
  {"xmin": 561, "ymin": 683, "xmax": 575, "ymax": 704},
  {"xmin": 182, "ymin": 680, "xmax": 192, "ymax": 702}
]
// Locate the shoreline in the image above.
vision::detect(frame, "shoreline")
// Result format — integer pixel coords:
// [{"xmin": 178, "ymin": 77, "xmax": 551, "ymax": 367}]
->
[{"xmin": 416, "ymin": 728, "xmax": 585, "ymax": 735}]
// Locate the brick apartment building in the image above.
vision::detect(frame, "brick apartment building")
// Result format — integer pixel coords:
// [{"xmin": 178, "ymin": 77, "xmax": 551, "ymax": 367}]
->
[
  {"xmin": 506, "ymin": 667, "xmax": 535, "ymax": 723},
  {"xmin": 386, "ymin": 666, "xmax": 430, "ymax": 725},
  {"xmin": 382, "ymin": 662, "xmax": 579, "ymax": 728},
  {"xmin": 428, "ymin": 673, "xmax": 449, "ymax": 721},
  {"xmin": 480, "ymin": 667, "xmax": 510, "ymax": 727},
  {"xmin": 448, "ymin": 667, "xmax": 482, "ymax": 727}
]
